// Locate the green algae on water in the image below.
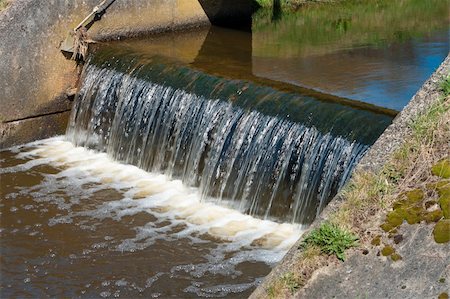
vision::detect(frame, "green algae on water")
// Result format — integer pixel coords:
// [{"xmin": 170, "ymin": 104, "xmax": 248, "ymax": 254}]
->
[
  {"xmin": 433, "ymin": 219, "xmax": 450, "ymax": 243},
  {"xmin": 432, "ymin": 159, "xmax": 450, "ymax": 179}
]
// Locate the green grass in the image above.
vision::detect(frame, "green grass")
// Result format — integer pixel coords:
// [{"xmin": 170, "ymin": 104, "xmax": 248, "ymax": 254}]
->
[
  {"xmin": 253, "ymin": 0, "xmax": 449, "ymax": 58},
  {"xmin": 255, "ymin": 0, "xmax": 333, "ymax": 9},
  {"xmin": 267, "ymin": 272, "xmax": 302, "ymax": 298},
  {"xmin": 440, "ymin": 76, "xmax": 450, "ymax": 97},
  {"xmin": 301, "ymin": 222, "xmax": 358, "ymax": 261}
]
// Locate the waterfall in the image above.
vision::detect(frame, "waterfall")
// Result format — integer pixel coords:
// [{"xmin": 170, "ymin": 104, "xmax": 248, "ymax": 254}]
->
[{"xmin": 67, "ymin": 61, "xmax": 377, "ymax": 224}]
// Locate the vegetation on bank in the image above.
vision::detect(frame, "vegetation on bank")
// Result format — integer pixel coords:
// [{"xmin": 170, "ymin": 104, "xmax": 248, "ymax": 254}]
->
[
  {"xmin": 301, "ymin": 222, "xmax": 358, "ymax": 261},
  {"xmin": 253, "ymin": 0, "xmax": 449, "ymax": 58},
  {"xmin": 266, "ymin": 75, "xmax": 450, "ymax": 298},
  {"xmin": 256, "ymin": 0, "xmax": 335, "ymax": 10}
]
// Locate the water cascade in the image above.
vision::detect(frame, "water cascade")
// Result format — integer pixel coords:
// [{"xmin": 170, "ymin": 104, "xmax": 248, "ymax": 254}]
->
[{"xmin": 67, "ymin": 53, "xmax": 392, "ymax": 225}]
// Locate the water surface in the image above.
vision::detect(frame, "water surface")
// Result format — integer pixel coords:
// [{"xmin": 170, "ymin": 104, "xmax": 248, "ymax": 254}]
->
[
  {"xmin": 252, "ymin": 0, "xmax": 450, "ymax": 110},
  {"xmin": 1, "ymin": 139, "xmax": 299, "ymax": 298}
]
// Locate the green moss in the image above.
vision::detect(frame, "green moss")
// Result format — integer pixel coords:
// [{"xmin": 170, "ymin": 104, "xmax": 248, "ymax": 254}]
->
[
  {"xmin": 433, "ymin": 219, "xmax": 450, "ymax": 243},
  {"xmin": 386, "ymin": 210, "xmax": 404, "ymax": 227},
  {"xmin": 437, "ymin": 182, "xmax": 450, "ymax": 198},
  {"xmin": 423, "ymin": 210, "xmax": 443, "ymax": 223},
  {"xmin": 432, "ymin": 159, "xmax": 450, "ymax": 179},
  {"xmin": 439, "ymin": 277, "xmax": 445, "ymax": 283},
  {"xmin": 438, "ymin": 188, "xmax": 450, "ymax": 219},
  {"xmin": 427, "ymin": 180, "xmax": 450, "ymax": 190},
  {"xmin": 405, "ymin": 189, "xmax": 424, "ymax": 202},
  {"xmin": 381, "ymin": 245, "xmax": 394, "ymax": 256},
  {"xmin": 438, "ymin": 292, "xmax": 449, "ymax": 299},
  {"xmin": 391, "ymin": 253, "xmax": 402, "ymax": 261},
  {"xmin": 371, "ymin": 235, "xmax": 381, "ymax": 246},
  {"xmin": 396, "ymin": 206, "xmax": 423, "ymax": 225},
  {"xmin": 380, "ymin": 222, "xmax": 396, "ymax": 233}
]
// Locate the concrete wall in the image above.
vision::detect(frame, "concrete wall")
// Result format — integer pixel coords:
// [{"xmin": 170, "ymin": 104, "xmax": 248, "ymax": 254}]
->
[{"xmin": 0, "ymin": 0, "xmax": 211, "ymax": 148}]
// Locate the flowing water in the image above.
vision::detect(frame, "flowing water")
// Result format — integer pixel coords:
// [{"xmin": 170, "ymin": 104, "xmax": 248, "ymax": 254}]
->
[
  {"xmin": 1, "ymin": 139, "xmax": 298, "ymax": 298},
  {"xmin": 68, "ymin": 62, "xmax": 374, "ymax": 224},
  {"xmin": 1, "ymin": 0, "xmax": 449, "ymax": 297}
]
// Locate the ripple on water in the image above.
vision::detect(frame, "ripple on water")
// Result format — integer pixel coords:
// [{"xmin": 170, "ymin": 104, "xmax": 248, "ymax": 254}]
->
[{"xmin": 1, "ymin": 137, "xmax": 303, "ymax": 297}]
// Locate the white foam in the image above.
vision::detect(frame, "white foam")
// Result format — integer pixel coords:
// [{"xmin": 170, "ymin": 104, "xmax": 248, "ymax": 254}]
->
[{"xmin": 19, "ymin": 137, "xmax": 303, "ymax": 255}]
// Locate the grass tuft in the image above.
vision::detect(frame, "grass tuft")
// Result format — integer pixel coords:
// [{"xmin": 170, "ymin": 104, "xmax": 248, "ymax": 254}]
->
[
  {"xmin": 267, "ymin": 272, "xmax": 302, "ymax": 298},
  {"xmin": 440, "ymin": 75, "xmax": 450, "ymax": 97},
  {"xmin": 301, "ymin": 222, "xmax": 358, "ymax": 261}
]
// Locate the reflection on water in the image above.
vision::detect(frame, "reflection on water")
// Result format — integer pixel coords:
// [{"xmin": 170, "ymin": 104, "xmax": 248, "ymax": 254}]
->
[
  {"xmin": 1, "ymin": 138, "xmax": 300, "ymax": 298},
  {"xmin": 252, "ymin": 0, "xmax": 450, "ymax": 110},
  {"xmin": 101, "ymin": 0, "xmax": 449, "ymax": 111}
]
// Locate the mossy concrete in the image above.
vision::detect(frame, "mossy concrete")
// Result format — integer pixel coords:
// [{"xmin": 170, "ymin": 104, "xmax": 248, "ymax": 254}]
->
[{"xmin": 297, "ymin": 224, "xmax": 449, "ymax": 299}]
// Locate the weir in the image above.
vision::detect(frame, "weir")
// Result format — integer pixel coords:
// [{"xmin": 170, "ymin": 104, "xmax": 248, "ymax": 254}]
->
[
  {"xmin": 2, "ymin": 1, "xmax": 449, "ymax": 297},
  {"xmin": 66, "ymin": 51, "xmax": 392, "ymax": 225}
]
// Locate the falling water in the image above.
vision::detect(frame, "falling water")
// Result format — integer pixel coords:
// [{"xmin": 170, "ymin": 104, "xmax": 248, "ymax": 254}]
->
[{"xmin": 66, "ymin": 59, "xmax": 378, "ymax": 225}]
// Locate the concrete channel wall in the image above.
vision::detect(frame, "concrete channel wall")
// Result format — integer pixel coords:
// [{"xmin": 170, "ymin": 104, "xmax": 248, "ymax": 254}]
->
[{"xmin": 0, "ymin": 0, "xmax": 258, "ymax": 148}]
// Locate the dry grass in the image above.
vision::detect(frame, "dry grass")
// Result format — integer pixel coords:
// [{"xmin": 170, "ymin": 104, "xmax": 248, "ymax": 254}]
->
[
  {"xmin": 0, "ymin": 0, "xmax": 12, "ymax": 11},
  {"xmin": 72, "ymin": 27, "xmax": 89, "ymax": 61},
  {"xmin": 267, "ymin": 246, "xmax": 327, "ymax": 298}
]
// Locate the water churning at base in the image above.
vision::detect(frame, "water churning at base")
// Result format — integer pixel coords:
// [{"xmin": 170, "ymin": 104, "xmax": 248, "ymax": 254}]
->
[{"xmin": 67, "ymin": 64, "xmax": 368, "ymax": 224}]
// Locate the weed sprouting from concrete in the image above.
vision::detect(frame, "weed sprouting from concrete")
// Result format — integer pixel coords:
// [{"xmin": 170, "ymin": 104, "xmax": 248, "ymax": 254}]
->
[
  {"xmin": 301, "ymin": 222, "xmax": 358, "ymax": 261},
  {"xmin": 267, "ymin": 272, "xmax": 302, "ymax": 298}
]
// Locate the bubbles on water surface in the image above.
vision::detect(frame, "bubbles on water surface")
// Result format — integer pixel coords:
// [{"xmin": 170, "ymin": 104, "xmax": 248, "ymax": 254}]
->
[{"xmin": 1, "ymin": 139, "xmax": 303, "ymax": 298}]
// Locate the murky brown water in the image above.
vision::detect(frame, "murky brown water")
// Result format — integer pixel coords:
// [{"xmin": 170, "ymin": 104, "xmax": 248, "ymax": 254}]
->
[{"xmin": 1, "ymin": 139, "xmax": 299, "ymax": 298}]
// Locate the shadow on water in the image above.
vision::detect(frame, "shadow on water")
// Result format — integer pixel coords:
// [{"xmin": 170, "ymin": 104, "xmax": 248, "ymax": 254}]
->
[
  {"xmin": 197, "ymin": 0, "xmax": 260, "ymax": 30},
  {"xmin": 271, "ymin": 0, "xmax": 282, "ymax": 22}
]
